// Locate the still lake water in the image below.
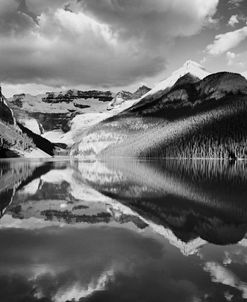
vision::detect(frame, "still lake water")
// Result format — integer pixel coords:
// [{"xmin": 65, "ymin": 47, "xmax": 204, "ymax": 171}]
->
[{"xmin": 0, "ymin": 158, "xmax": 247, "ymax": 302}]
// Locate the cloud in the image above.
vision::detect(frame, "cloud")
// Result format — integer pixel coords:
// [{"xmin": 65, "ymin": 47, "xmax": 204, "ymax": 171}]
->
[
  {"xmin": 228, "ymin": 15, "xmax": 239, "ymax": 27},
  {"xmin": 228, "ymin": 14, "xmax": 247, "ymax": 27},
  {"xmin": 0, "ymin": 226, "xmax": 205, "ymax": 302},
  {"xmin": 53, "ymin": 269, "xmax": 114, "ymax": 302},
  {"xmin": 0, "ymin": 0, "xmax": 36, "ymax": 35},
  {"xmin": 78, "ymin": 0, "xmax": 219, "ymax": 40},
  {"xmin": 204, "ymin": 262, "xmax": 247, "ymax": 299},
  {"xmin": 206, "ymin": 26, "xmax": 247, "ymax": 55},
  {"xmin": 0, "ymin": 0, "xmax": 219, "ymax": 89},
  {"xmin": 226, "ymin": 50, "xmax": 245, "ymax": 67},
  {"xmin": 226, "ymin": 51, "xmax": 237, "ymax": 65}
]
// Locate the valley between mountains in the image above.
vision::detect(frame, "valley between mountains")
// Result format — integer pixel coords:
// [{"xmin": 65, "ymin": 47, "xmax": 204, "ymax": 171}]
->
[{"xmin": 1, "ymin": 60, "xmax": 247, "ymax": 160}]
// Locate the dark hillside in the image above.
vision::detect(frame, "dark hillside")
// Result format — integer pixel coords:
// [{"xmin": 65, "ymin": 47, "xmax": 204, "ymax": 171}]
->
[
  {"xmin": 126, "ymin": 72, "xmax": 247, "ymax": 119},
  {"xmin": 17, "ymin": 123, "xmax": 59, "ymax": 156},
  {"xmin": 141, "ymin": 99, "xmax": 247, "ymax": 159},
  {"xmin": 102, "ymin": 72, "xmax": 247, "ymax": 159}
]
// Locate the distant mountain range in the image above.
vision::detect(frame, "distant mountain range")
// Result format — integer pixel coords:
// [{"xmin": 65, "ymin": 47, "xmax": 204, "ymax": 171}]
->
[
  {"xmin": 0, "ymin": 84, "xmax": 149, "ymax": 157},
  {"xmin": 1, "ymin": 60, "xmax": 247, "ymax": 159}
]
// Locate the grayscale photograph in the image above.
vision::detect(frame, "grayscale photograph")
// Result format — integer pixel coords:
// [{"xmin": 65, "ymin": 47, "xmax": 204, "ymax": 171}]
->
[{"xmin": 0, "ymin": 0, "xmax": 247, "ymax": 301}]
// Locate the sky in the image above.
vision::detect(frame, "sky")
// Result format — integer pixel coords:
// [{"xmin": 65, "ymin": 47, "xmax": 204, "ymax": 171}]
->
[{"xmin": 0, "ymin": 0, "xmax": 247, "ymax": 97}]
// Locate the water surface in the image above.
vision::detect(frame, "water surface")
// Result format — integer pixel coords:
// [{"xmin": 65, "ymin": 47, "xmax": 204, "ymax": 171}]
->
[{"xmin": 0, "ymin": 158, "xmax": 247, "ymax": 302}]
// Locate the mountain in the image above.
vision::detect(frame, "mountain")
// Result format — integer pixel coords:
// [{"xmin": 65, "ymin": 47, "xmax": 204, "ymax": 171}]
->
[
  {"xmin": 107, "ymin": 86, "xmax": 151, "ymax": 110},
  {"xmin": 10, "ymin": 89, "xmax": 114, "ymax": 114},
  {"xmin": 9, "ymin": 88, "xmax": 144, "ymax": 148},
  {"xmin": 132, "ymin": 85, "xmax": 151, "ymax": 99},
  {"xmin": 107, "ymin": 91, "xmax": 133, "ymax": 109},
  {"xmin": 0, "ymin": 87, "xmax": 66, "ymax": 158},
  {"xmin": 71, "ymin": 62, "xmax": 247, "ymax": 160},
  {"xmin": 4, "ymin": 60, "xmax": 247, "ymax": 159},
  {"xmin": 102, "ymin": 72, "xmax": 247, "ymax": 159},
  {"xmin": 0, "ymin": 86, "xmax": 15, "ymax": 125},
  {"xmin": 141, "ymin": 60, "xmax": 209, "ymax": 98},
  {"xmin": 121, "ymin": 71, "xmax": 247, "ymax": 117},
  {"xmin": 11, "ymin": 86, "xmax": 148, "ymax": 148},
  {"xmin": 0, "ymin": 89, "xmax": 35, "ymax": 157},
  {"xmin": 8, "ymin": 89, "xmax": 115, "ymax": 144},
  {"xmin": 121, "ymin": 60, "xmax": 209, "ymax": 114},
  {"xmin": 70, "ymin": 61, "xmax": 210, "ymax": 157}
]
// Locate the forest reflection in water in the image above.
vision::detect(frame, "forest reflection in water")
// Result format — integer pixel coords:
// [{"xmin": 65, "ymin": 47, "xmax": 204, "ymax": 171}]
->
[{"xmin": 0, "ymin": 158, "xmax": 247, "ymax": 302}]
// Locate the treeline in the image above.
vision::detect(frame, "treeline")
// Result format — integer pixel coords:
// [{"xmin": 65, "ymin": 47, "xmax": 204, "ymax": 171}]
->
[
  {"xmin": 143, "ymin": 104, "xmax": 247, "ymax": 160},
  {"xmin": 150, "ymin": 158, "xmax": 247, "ymax": 185}
]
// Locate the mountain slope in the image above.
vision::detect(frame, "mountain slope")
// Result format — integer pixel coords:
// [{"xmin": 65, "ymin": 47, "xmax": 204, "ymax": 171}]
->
[
  {"xmin": 0, "ymin": 89, "xmax": 60, "ymax": 158},
  {"xmin": 8, "ymin": 89, "xmax": 115, "ymax": 145},
  {"xmin": 125, "ymin": 60, "xmax": 209, "ymax": 114},
  {"xmin": 149, "ymin": 60, "xmax": 209, "ymax": 94},
  {"xmin": 71, "ymin": 66, "xmax": 247, "ymax": 159},
  {"xmin": 102, "ymin": 72, "xmax": 247, "ymax": 159},
  {"xmin": 0, "ymin": 91, "xmax": 15, "ymax": 125},
  {"xmin": 9, "ymin": 88, "xmax": 144, "ymax": 147},
  {"xmin": 107, "ymin": 86, "xmax": 151, "ymax": 110},
  {"xmin": 0, "ymin": 91, "xmax": 36, "ymax": 157}
]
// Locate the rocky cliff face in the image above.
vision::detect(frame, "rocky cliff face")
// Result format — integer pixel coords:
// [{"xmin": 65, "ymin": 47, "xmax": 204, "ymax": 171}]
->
[
  {"xmin": 108, "ymin": 86, "xmax": 151, "ymax": 109},
  {"xmin": 0, "ymin": 87, "xmax": 15, "ymax": 125},
  {"xmin": 108, "ymin": 91, "xmax": 133, "ymax": 109},
  {"xmin": 42, "ymin": 89, "xmax": 113, "ymax": 104},
  {"xmin": 9, "ymin": 90, "xmax": 115, "ymax": 139},
  {"xmin": 0, "ymin": 89, "xmax": 35, "ymax": 157},
  {"xmin": 0, "ymin": 87, "xmax": 68, "ymax": 158},
  {"xmin": 132, "ymin": 85, "xmax": 151, "ymax": 99}
]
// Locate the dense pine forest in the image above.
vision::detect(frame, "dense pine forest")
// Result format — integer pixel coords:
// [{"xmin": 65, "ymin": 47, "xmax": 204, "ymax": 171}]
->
[{"xmin": 141, "ymin": 100, "xmax": 247, "ymax": 159}]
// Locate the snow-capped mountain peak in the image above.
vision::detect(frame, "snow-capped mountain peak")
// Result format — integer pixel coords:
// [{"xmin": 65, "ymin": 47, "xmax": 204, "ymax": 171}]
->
[
  {"xmin": 145, "ymin": 60, "xmax": 210, "ymax": 97},
  {"xmin": 178, "ymin": 60, "xmax": 209, "ymax": 79}
]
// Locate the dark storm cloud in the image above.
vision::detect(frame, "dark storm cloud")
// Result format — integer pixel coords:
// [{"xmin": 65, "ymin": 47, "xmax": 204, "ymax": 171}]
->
[
  {"xmin": 78, "ymin": 0, "xmax": 218, "ymax": 41},
  {"xmin": 0, "ymin": 0, "xmax": 219, "ymax": 88},
  {"xmin": 17, "ymin": 0, "xmax": 38, "ymax": 23},
  {"xmin": 0, "ymin": 1, "xmax": 35, "ymax": 35},
  {"xmin": 228, "ymin": 0, "xmax": 244, "ymax": 8}
]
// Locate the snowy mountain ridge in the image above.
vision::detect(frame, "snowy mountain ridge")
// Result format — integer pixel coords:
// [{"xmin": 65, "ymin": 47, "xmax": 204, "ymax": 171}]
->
[{"xmin": 144, "ymin": 60, "xmax": 210, "ymax": 98}]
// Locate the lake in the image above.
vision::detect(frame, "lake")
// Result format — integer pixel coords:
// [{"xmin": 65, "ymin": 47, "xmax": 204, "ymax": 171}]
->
[{"xmin": 0, "ymin": 158, "xmax": 247, "ymax": 302}]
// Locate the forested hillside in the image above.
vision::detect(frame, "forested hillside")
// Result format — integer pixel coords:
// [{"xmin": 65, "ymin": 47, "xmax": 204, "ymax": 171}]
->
[{"xmin": 96, "ymin": 72, "xmax": 247, "ymax": 159}]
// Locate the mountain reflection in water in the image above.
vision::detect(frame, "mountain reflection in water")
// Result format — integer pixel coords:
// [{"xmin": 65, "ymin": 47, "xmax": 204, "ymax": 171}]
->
[{"xmin": 0, "ymin": 158, "xmax": 247, "ymax": 302}]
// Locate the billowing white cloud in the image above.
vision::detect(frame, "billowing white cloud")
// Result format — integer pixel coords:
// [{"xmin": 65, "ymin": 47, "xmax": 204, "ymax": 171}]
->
[
  {"xmin": 54, "ymin": 269, "xmax": 114, "ymax": 302},
  {"xmin": 206, "ymin": 26, "xmax": 247, "ymax": 55},
  {"xmin": 228, "ymin": 14, "xmax": 247, "ymax": 27},
  {"xmin": 204, "ymin": 262, "xmax": 247, "ymax": 299},
  {"xmin": 228, "ymin": 15, "xmax": 239, "ymax": 27},
  {"xmin": 0, "ymin": 0, "xmax": 219, "ymax": 91}
]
